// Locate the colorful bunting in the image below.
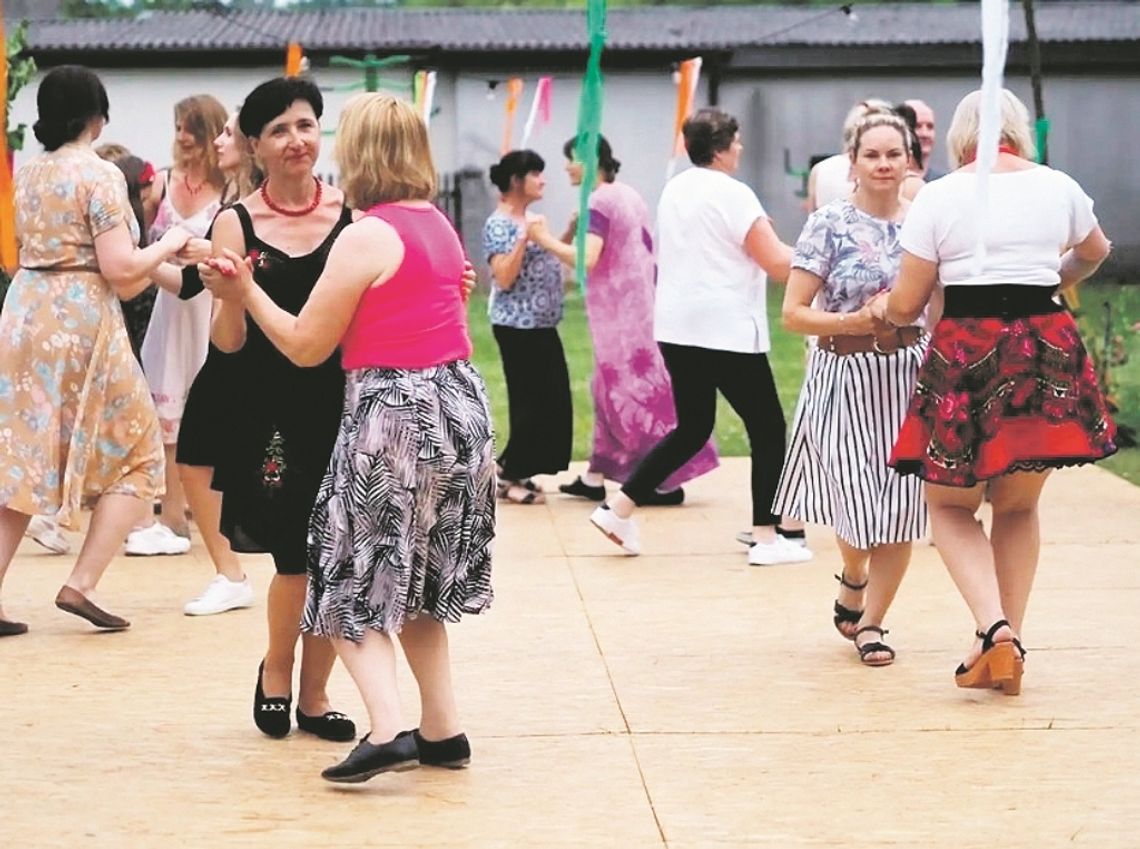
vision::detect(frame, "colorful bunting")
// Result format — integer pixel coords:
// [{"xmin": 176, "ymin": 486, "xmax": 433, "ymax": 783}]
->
[
  {"xmin": 284, "ymin": 42, "xmax": 304, "ymax": 77},
  {"xmin": 413, "ymin": 70, "xmax": 437, "ymax": 127}
]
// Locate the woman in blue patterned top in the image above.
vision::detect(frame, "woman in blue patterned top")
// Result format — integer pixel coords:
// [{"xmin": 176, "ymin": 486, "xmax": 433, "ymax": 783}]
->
[
  {"xmin": 482, "ymin": 150, "xmax": 571, "ymax": 504},
  {"xmin": 772, "ymin": 113, "xmax": 934, "ymax": 668}
]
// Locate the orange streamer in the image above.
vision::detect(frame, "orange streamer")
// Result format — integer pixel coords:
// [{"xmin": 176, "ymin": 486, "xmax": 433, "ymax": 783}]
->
[
  {"xmin": 285, "ymin": 42, "xmax": 304, "ymax": 77},
  {"xmin": 0, "ymin": 7, "xmax": 18, "ymax": 275},
  {"xmin": 671, "ymin": 58, "xmax": 702, "ymax": 159},
  {"xmin": 501, "ymin": 77, "xmax": 524, "ymax": 154}
]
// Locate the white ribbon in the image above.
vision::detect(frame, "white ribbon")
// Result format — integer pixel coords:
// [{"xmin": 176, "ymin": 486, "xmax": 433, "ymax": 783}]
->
[{"xmin": 972, "ymin": 0, "xmax": 1011, "ymax": 275}]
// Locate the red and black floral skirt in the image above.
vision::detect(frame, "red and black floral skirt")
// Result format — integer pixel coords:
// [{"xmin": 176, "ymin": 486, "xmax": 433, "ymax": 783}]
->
[{"xmin": 889, "ymin": 285, "xmax": 1116, "ymax": 487}]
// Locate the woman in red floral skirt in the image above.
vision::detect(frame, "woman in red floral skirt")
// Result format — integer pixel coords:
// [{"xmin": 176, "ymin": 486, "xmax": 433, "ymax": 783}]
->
[{"xmin": 876, "ymin": 89, "xmax": 1115, "ymax": 696}]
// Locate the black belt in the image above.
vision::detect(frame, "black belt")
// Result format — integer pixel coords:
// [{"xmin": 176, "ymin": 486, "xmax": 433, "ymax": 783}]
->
[{"xmin": 942, "ymin": 285, "xmax": 1064, "ymax": 319}]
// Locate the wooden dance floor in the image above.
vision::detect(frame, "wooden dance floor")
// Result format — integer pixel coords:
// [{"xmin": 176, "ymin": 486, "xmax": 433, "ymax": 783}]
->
[{"xmin": 2, "ymin": 460, "xmax": 1137, "ymax": 848}]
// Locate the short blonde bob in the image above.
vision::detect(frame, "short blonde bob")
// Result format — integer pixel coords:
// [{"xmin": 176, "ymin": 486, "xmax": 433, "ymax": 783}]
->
[
  {"xmin": 946, "ymin": 88, "xmax": 1037, "ymax": 169},
  {"xmin": 335, "ymin": 93, "xmax": 436, "ymax": 209}
]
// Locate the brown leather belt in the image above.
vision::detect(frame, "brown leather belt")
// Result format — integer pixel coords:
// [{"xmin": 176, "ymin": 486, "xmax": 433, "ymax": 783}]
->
[{"xmin": 817, "ymin": 326, "xmax": 924, "ymax": 356}]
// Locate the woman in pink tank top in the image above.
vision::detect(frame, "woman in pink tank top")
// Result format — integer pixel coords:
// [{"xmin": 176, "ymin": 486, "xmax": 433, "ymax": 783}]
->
[{"xmin": 204, "ymin": 93, "xmax": 494, "ymax": 783}]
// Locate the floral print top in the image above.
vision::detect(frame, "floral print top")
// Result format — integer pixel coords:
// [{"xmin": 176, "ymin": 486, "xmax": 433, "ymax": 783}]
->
[
  {"xmin": 791, "ymin": 199, "xmax": 903, "ymax": 314},
  {"xmin": 482, "ymin": 212, "xmax": 563, "ymax": 329}
]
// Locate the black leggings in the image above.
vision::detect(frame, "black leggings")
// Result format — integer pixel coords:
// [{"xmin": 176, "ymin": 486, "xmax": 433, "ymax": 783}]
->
[
  {"xmin": 492, "ymin": 324, "xmax": 572, "ymax": 481},
  {"xmin": 622, "ymin": 343, "xmax": 787, "ymax": 526}
]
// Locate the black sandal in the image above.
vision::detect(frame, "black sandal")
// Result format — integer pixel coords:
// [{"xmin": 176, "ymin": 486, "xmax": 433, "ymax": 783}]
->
[
  {"xmin": 853, "ymin": 625, "xmax": 895, "ymax": 667},
  {"xmin": 954, "ymin": 619, "xmax": 1024, "ymax": 694},
  {"xmin": 558, "ymin": 476, "xmax": 606, "ymax": 502},
  {"xmin": 833, "ymin": 573, "xmax": 867, "ymax": 640}
]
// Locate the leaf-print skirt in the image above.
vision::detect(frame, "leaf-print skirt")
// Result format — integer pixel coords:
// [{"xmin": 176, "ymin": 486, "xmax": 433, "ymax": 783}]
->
[
  {"xmin": 0, "ymin": 269, "xmax": 164, "ymax": 528},
  {"xmin": 302, "ymin": 360, "xmax": 496, "ymax": 641},
  {"xmin": 889, "ymin": 285, "xmax": 1116, "ymax": 487}
]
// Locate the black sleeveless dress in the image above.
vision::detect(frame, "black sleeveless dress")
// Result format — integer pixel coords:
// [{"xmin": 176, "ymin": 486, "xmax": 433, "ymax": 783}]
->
[{"xmin": 212, "ymin": 202, "xmax": 352, "ymax": 574}]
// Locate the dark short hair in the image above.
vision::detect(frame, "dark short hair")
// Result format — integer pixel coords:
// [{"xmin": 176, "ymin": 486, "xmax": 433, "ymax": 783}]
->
[
  {"xmin": 561, "ymin": 134, "xmax": 621, "ymax": 182},
  {"xmin": 892, "ymin": 103, "xmax": 924, "ymax": 169},
  {"xmin": 33, "ymin": 65, "xmax": 110, "ymax": 152},
  {"xmin": 488, "ymin": 149, "xmax": 545, "ymax": 193},
  {"xmin": 238, "ymin": 77, "xmax": 323, "ymax": 139},
  {"xmin": 682, "ymin": 108, "xmax": 739, "ymax": 167}
]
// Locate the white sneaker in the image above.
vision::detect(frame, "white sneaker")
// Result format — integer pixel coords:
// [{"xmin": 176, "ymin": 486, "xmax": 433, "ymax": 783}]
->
[
  {"xmin": 589, "ymin": 505, "xmax": 641, "ymax": 555},
  {"xmin": 736, "ymin": 530, "xmax": 809, "ymax": 549},
  {"xmin": 125, "ymin": 522, "xmax": 191, "ymax": 556},
  {"xmin": 27, "ymin": 515, "xmax": 71, "ymax": 554},
  {"xmin": 183, "ymin": 575, "xmax": 255, "ymax": 616},
  {"xmin": 748, "ymin": 537, "xmax": 814, "ymax": 566}
]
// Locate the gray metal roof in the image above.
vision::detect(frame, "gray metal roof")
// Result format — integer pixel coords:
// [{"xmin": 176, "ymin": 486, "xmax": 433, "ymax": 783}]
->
[{"xmin": 15, "ymin": 2, "xmax": 1140, "ymax": 54}]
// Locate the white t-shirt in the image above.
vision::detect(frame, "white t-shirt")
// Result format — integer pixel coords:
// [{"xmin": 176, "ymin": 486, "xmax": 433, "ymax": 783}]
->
[
  {"xmin": 812, "ymin": 153, "xmax": 853, "ymax": 209},
  {"xmin": 899, "ymin": 166, "xmax": 1098, "ymax": 287},
  {"xmin": 654, "ymin": 167, "xmax": 771, "ymax": 353}
]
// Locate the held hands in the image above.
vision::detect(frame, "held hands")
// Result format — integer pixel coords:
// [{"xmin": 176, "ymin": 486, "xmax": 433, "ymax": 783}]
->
[
  {"xmin": 461, "ymin": 260, "xmax": 477, "ymax": 302},
  {"xmin": 197, "ymin": 247, "xmax": 255, "ymax": 303},
  {"xmin": 159, "ymin": 225, "xmax": 194, "ymax": 255},
  {"xmin": 525, "ymin": 213, "xmax": 551, "ymax": 247},
  {"xmin": 849, "ymin": 292, "xmax": 893, "ymax": 335},
  {"xmin": 176, "ymin": 238, "xmax": 212, "ymax": 266}
]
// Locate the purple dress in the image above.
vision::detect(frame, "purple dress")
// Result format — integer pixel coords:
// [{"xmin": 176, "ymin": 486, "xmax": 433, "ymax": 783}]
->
[{"xmin": 585, "ymin": 182, "xmax": 718, "ymax": 489}]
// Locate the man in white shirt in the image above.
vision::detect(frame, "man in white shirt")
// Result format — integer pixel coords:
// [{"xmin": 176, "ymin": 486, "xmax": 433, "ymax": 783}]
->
[
  {"xmin": 590, "ymin": 108, "xmax": 812, "ymax": 567},
  {"xmin": 904, "ymin": 98, "xmax": 944, "ymax": 180}
]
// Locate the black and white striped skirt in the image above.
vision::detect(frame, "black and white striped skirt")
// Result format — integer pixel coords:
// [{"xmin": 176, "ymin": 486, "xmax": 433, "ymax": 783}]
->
[
  {"xmin": 301, "ymin": 360, "xmax": 496, "ymax": 641},
  {"xmin": 772, "ymin": 341, "xmax": 928, "ymax": 550}
]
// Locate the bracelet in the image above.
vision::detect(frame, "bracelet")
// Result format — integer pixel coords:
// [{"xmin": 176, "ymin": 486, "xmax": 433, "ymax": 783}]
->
[{"xmin": 838, "ymin": 312, "xmax": 847, "ymax": 333}]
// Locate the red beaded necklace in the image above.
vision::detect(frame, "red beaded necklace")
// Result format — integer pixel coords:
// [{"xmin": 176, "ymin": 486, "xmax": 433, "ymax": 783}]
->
[{"xmin": 259, "ymin": 176, "xmax": 322, "ymax": 217}]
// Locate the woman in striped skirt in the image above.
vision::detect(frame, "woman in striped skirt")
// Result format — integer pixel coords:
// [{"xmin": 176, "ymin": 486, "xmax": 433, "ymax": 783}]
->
[{"xmin": 772, "ymin": 112, "xmax": 930, "ymax": 667}]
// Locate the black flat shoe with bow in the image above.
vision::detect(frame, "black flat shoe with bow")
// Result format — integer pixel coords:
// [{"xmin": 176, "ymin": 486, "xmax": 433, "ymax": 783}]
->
[
  {"xmin": 321, "ymin": 732, "xmax": 419, "ymax": 784},
  {"xmin": 297, "ymin": 707, "xmax": 357, "ymax": 742}
]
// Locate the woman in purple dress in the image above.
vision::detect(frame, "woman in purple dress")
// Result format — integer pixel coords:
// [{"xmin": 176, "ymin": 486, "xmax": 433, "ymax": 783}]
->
[{"xmin": 528, "ymin": 136, "xmax": 718, "ymax": 504}]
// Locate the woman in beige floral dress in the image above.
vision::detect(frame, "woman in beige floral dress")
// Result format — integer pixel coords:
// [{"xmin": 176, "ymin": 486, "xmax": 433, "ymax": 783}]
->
[{"xmin": 0, "ymin": 66, "xmax": 195, "ymax": 636}]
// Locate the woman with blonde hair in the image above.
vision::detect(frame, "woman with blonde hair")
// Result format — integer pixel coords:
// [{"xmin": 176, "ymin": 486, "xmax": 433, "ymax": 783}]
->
[
  {"xmin": 879, "ymin": 88, "xmax": 1115, "ymax": 694},
  {"xmin": 775, "ymin": 111, "xmax": 929, "ymax": 667},
  {"xmin": 207, "ymin": 91, "xmax": 493, "ymax": 782},
  {"xmin": 130, "ymin": 94, "xmax": 229, "ymax": 556}
]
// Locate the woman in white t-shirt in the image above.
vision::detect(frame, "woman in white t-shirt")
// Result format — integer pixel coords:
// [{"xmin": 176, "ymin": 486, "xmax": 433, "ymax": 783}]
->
[
  {"xmin": 879, "ymin": 89, "xmax": 1116, "ymax": 696},
  {"xmin": 590, "ymin": 108, "xmax": 811, "ymax": 567}
]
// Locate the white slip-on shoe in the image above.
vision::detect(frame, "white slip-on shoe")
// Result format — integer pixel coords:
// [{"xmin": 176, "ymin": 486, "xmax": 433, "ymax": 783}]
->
[
  {"xmin": 184, "ymin": 575, "xmax": 255, "ymax": 616},
  {"xmin": 748, "ymin": 537, "xmax": 814, "ymax": 566},
  {"xmin": 737, "ymin": 530, "xmax": 809, "ymax": 549},
  {"xmin": 125, "ymin": 522, "xmax": 192, "ymax": 556},
  {"xmin": 589, "ymin": 505, "xmax": 641, "ymax": 555},
  {"xmin": 27, "ymin": 516, "xmax": 71, "ymax": 555}
]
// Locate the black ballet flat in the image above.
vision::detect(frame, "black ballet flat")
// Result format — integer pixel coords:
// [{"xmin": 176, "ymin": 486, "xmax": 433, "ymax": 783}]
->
[
  {"xmin": 321, "ymin": 732, "xmax": 420, "ymax": 784},
  {"xmin": 558, "ymin": 476, "xmax": 606, "ymax": 502},
  {"xmin": 297, "ymin": 707, "xmax": 357, "ymax": 742},
  {"xmin": 410, "ymin": 728, "xmax": 471, "ymax": 769},
  {"xmin": 254, "ymin": 660, "xmax": 292, "ymax": 739},
  {"xmin": 639, "ymin": 487, "xmax": 684, "ymax": 507}
]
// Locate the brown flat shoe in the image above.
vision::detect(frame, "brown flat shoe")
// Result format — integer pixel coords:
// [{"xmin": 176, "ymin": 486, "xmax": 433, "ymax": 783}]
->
[
  {"xmin": 0, "ymin": 618, "xmax": 29, "ymax": 637},
  {"xmin": 54, "ymin": 586, "xmax": 130, "ymax": 631}
]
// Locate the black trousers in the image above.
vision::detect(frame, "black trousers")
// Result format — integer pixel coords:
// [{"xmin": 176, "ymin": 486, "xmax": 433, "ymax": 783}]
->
[
  {"xmin": 492, "ymin": 324, "xmax": 572, "ymax": 481},
  {"xmin": 622, "ymin": 343, "xmax": 787, "ymax": 526}
]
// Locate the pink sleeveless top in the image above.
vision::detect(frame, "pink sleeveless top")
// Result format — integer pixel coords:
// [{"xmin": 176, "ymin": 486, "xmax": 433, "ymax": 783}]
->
[{"xmin": 340, "ymin": 203, "xmax": 473, "ymax": 371}]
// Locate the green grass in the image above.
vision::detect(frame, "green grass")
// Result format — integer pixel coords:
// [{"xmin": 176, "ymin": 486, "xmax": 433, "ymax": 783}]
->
[
  {"xmin": 1073, "ymin": 281, "xmax": 1140, "ymax": 485},
  {"xmin": 466, "ymin": 288, "xmax": 803, "ymax": 462},
  {"xmin": 469, "ymin": 279, "xmax": 1140, "ymax": 488}
]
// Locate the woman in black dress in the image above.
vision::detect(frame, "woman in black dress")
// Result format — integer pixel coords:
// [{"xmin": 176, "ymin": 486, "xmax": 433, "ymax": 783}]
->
[{"xmin": 200, "ymin": 78, "xmax": 355, "ymax": 742}]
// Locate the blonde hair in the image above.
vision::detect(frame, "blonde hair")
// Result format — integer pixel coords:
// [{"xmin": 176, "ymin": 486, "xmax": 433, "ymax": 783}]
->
[
  {"xmin": 223, "ymin": 118, "xmax": 263, "ymax": 204},
  {"xmin": 946, "ymin": 88, "xmax": 1036, "ymax": 169},
  {"xmin": 841, "ymin": 98, "xmax": 894, "ymax": 152},
  {"xmin": 172, "ymin": 94, "xmax": 229, "ymax": 189},
  {"xmin": 335, "ymin": 93, "xmax": 436, "ymax": 209},
  {"xmin": 94, "ymin": 142, "xmax": 130, "ymax": 162},
  {"xmin": 849, "ymin": 112, "xmax": 912, "ymax": 159}
]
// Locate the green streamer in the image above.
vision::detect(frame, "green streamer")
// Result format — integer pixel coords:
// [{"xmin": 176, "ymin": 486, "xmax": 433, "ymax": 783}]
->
[
  {"xmin": 573, "ymin": 0, "xmax": 607, "ymax": 293},
  {"xmin": 1034, "ymin": 116, "xmax": 1050, "ymax": 164}
]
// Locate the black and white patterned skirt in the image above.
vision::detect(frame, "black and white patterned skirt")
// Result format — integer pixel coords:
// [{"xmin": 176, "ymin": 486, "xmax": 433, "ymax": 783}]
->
[{"xmin": 301, "ymin": 360, "xmax": 496, "ymax": 641}]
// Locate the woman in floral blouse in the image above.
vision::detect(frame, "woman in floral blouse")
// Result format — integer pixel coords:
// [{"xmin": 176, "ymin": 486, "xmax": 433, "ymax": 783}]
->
[
  {"xmin": 0, "ymin": 66, "xmax": 193, "ymax": 636},
  {"xmin": 772, "ymin": 112, "xmax": 930, "ymax": 667}
]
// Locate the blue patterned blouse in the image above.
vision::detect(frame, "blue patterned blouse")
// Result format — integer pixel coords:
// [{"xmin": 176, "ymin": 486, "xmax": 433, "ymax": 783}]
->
[
  {"xmin": 483, "ymin": 212, "xmax": 564, "ymax": 329},
  {"xmin": 791, "ymin": 199, "xmax": 903, "ymax": 313}
]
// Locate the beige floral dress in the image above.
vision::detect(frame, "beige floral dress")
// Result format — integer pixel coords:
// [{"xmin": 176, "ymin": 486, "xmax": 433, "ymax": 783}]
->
[{"xmin": 0, "ymin": 144, "xmax": 164, "ymax": 529}]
